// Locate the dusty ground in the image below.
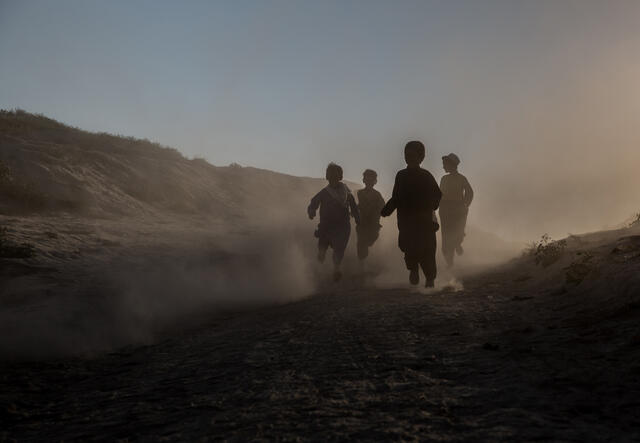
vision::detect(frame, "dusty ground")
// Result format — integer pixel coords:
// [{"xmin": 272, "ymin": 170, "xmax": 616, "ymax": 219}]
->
[{"xmin": 2, "ymin": 217, "xmax": 640, "ymax": 441}]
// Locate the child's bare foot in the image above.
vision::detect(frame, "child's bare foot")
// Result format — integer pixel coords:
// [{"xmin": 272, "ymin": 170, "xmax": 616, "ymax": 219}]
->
[
  {"xmin": 425, "ymin": 279, "xmax": 435, "ymax": 288},
  {"xmin": 409, "ymin": 269, "xmax": 419, "ymax": 285}
]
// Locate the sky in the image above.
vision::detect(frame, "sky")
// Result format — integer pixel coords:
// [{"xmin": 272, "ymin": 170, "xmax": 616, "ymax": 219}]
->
[{"xmin": 1, "ymin": 0, "xmax": 640, "ymax": 241}]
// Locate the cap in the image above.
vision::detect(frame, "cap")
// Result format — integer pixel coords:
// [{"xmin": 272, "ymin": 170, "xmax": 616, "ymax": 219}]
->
[{"xmin": 442, "ymin": 153, "xmax": 460, "ymax": 166}]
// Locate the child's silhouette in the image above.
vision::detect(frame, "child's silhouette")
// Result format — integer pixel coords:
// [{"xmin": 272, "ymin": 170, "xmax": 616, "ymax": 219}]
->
[
  {"xmin": 439, "ymin": 153, "xmax": 474, "ymax": 267},
  {"xmin": 308, "ymin": 163, "xmax": 360, "ymax": 281},
  {"xmin": 381, "ymin": 141, "xmax": 442, "ymax": 287},
  {"xmin": 356, "ymin": 169, "xmax": 385, "ymax": 263}
]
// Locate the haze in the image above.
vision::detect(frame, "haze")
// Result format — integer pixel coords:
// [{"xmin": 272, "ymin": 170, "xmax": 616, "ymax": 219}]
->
[{"xmin": 1, "ymin": 0, "xmax": 639, "ymax": 241}]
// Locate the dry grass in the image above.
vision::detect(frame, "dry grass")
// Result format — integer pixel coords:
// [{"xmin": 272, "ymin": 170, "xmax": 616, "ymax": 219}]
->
[{"xmin": 524, "ymin": 233, "xmax": 567, "ymax": 268}]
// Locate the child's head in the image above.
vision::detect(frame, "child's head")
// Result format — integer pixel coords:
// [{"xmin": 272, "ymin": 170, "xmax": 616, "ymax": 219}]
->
[
  {"xmin": 404, "ymin": 140, "xmax": 425, "ymax": 167},
  {"xmin": 362, "ymin": 169, "xmax": 377, "ymax": 188},
  {"xmin": 442, "ymin": 153, "xmax": 460, "ymax": 173},
  {"xmin": 325, "ymin": 162, "xmax": 343, "ymax": 186}
]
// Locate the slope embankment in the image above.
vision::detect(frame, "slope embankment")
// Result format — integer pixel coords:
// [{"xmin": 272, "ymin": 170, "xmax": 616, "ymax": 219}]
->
[{"xmin": 0, "ymin": 110, "xmax": 324, "ymax": 220}]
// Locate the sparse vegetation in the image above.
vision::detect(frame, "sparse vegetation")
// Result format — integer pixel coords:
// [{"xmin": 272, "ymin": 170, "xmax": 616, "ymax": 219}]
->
[
  {"xmin": 0, "ymin": 109, "xmax": 192, "ymax": 214},
  {"xmin": 525, "ymin": 234, "xmax": 567, "ymax": 267},
  {"xmin": 0, "ymin": 109, "xmax": 184, "ymax": 161},
  {"xmin": 629, "ymin": 212, "xmax": 640, "ymax": 228}
]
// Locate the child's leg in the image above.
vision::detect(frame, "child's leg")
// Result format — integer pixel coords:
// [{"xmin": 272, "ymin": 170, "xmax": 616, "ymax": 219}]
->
[
  {"xmin": 404, "ymin": 253, "xmax": 420, "ymax": 285},
  {"xmin": 404, "ymin": 253, "xmax": 418, "ymax": 271},
  {"xmin": 420, "ymin": 231, "xmax": 438, "ymax": 286},
  {"xmin": 440, "ymin": 207, "xmax": 456, "ymax": 266},
  {"xmin": 400, "ymin": 230, "xmax": 419, "ymax": 284},
  {"xmin": 441, "ymin": 229, "xmax": 455, "ymax": 267},
  {"xmin": 332, "ymin": 230, "xmax": 348, "ymax": 268},
  {"xmin": 420, "ymin": 258, "xmax": 437, "ymax": 285},
  {"xmin": 331, "ymin": 247, "xmax": 346, "ymax": 281},
  {"xmin": 318, "ymin": 238, "xmax": 329, "ymax": 263},
  {"xmin": 356, "ymin": 228, "xmax": 368, "ymax": 260},
  {"xmin": 454, "ymin": 208, "xmax": 468, "ymax": 255},
  {"xmin": 332, "ymin": 247, "xmax": 345, "ymax": 267},
  {"xmin": 332, "ymin": 227, "xmax": 351, "ymax": 281}
]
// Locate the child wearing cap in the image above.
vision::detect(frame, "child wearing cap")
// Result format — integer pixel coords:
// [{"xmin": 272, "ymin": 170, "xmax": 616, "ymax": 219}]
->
[
  {"xmin": 381, "ymin": 141, "xmax": 442, "ymax": 287},
  {"xmin": 439, "ymin": 153, "xmax": 474, "ymax": 267},
  {"xmin": 356, "ymin": 169, "xmax": 386, "ymax": 262},
  {"xmin": 308, "ymin": 163, "xmax": 361, "ymax": 281}
]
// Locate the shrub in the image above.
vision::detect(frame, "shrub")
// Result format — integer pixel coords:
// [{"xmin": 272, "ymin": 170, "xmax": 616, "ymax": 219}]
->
[
  {"xmin": 629, "ymin": 212, "xmax": 640, "ymax": 228},
  {"xmin": 526, "ymin": 234, "xmax": 567, "ymax": 268}
]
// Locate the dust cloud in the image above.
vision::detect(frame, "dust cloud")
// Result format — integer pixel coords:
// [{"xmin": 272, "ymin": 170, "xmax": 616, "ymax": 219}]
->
[
  {"xmin": 366, "ymin": 214, "xmax": 520, "ymax": 292},
  {"xmin": 0, "ymin": 223, "xmax": 319, "ymax": 360},
  {"xmin": 0, "ymin": 202, "xmax": 520, "ymax": 360}
]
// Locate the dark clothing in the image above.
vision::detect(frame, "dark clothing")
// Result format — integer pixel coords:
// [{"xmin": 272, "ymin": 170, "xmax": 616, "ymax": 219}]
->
[
  {"xmin": 357, "ymin": 188, "xmax": 385, "ymax": 228},
  {"xmin": 405, "ymin": 232, "xmax": 437, "ymax": 281},
  {"xmin": 439, "ymin": 172, "xmax": 473, "ymax": 266},
  {"xmin": 356, "ymin": 224, "xmax": 380, "ymax": 260},
  {"xmin": 356, "ymin": 187, "xmax": 385, "ymax": 259},
  {"xmin": 382, "ymin": 167, "xmax": 442, "ymax": 279},
  {"xmin": 440, "ymin": 201, "xmax": 468, "ymax": 264},
  {"xmin": 308, "ymin": 184, "xmax": 360, "ymax": 266}
]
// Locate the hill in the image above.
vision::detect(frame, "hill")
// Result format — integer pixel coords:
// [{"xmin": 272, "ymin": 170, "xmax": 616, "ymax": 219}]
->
[{"xmin": 0, "ymin": 109, "xmax": 324, "ymax": 220}]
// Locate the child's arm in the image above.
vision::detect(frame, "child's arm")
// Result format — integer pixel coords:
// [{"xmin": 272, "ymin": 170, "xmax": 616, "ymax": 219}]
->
[
  {"xmin": 462, "ymin": 176, "xmax": 474, "ymax": 207},
  {"xmin": 348, "ymin": 193, "xmax": 360, "ymax": 225},
  {"xmin": 381, "ymin": 199, "xmax": 395, "ymax": 217},
  {"xmin": 381, "ymin": 173, "xmax": 400, "ymax": 217},
  {"xmin": 427, "ymin": 172, "xmax": 442, "ymax": 211},
  {"xmin": 307, "ymin": 191, "xmax": 322, "ymax": 219},
  {"xmin": 375, "ymin": 191, "xmax": 386, "ymax": 213}
]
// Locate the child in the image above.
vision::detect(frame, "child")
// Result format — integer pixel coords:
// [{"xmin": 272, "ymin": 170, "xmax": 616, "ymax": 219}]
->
[
  {"xmin": 308, "ymin": 163, "xmax": 360, "ymax": 281},
  {"xmin": 381, "ymin": 141, "xmax": 442, "ymax": 287},
  {"xmin": 356, "ymin": 169, "xmax": 386, "ymax": 262},
  {"xmin": 439, "ymin": 153, "xmax": 474, "ymax": 267}
]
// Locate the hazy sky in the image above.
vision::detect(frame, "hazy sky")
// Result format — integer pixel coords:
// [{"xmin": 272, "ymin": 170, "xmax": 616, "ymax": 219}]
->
[{"xmin": 1, "ymin": 0, "xmax": 639, "ymax": 240}]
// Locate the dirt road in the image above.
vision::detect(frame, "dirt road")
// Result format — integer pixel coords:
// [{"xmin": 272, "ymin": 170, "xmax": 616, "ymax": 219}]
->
[{"xmin": 3, "ymin": 267, "xmax": 639, "ymax": 441}]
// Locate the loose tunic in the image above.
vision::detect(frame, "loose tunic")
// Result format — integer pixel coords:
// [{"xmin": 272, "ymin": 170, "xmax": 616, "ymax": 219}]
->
[
  {"xmin": 357, "ymin": 187, "xmax": 385, "ymax": 228},
  {"xmin": 308, "ymin": 183, "xmax": 360, "ymax": 256},
  {"xmin": 439, "ymin": 172, "xmax": 473, "ymax": 259},
  {"xmin": 356, "ymin": 187, "xmax": 386, "ymax": 258},
  {"xmin": 382, "ymin": 167, "xmax": 442, "ymax": 272}
]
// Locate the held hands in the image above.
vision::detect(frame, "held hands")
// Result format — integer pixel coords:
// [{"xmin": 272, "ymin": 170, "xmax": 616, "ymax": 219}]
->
[{"xmin": 380, "ymin": 199, "xmax": 394, "ymax": 217}]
